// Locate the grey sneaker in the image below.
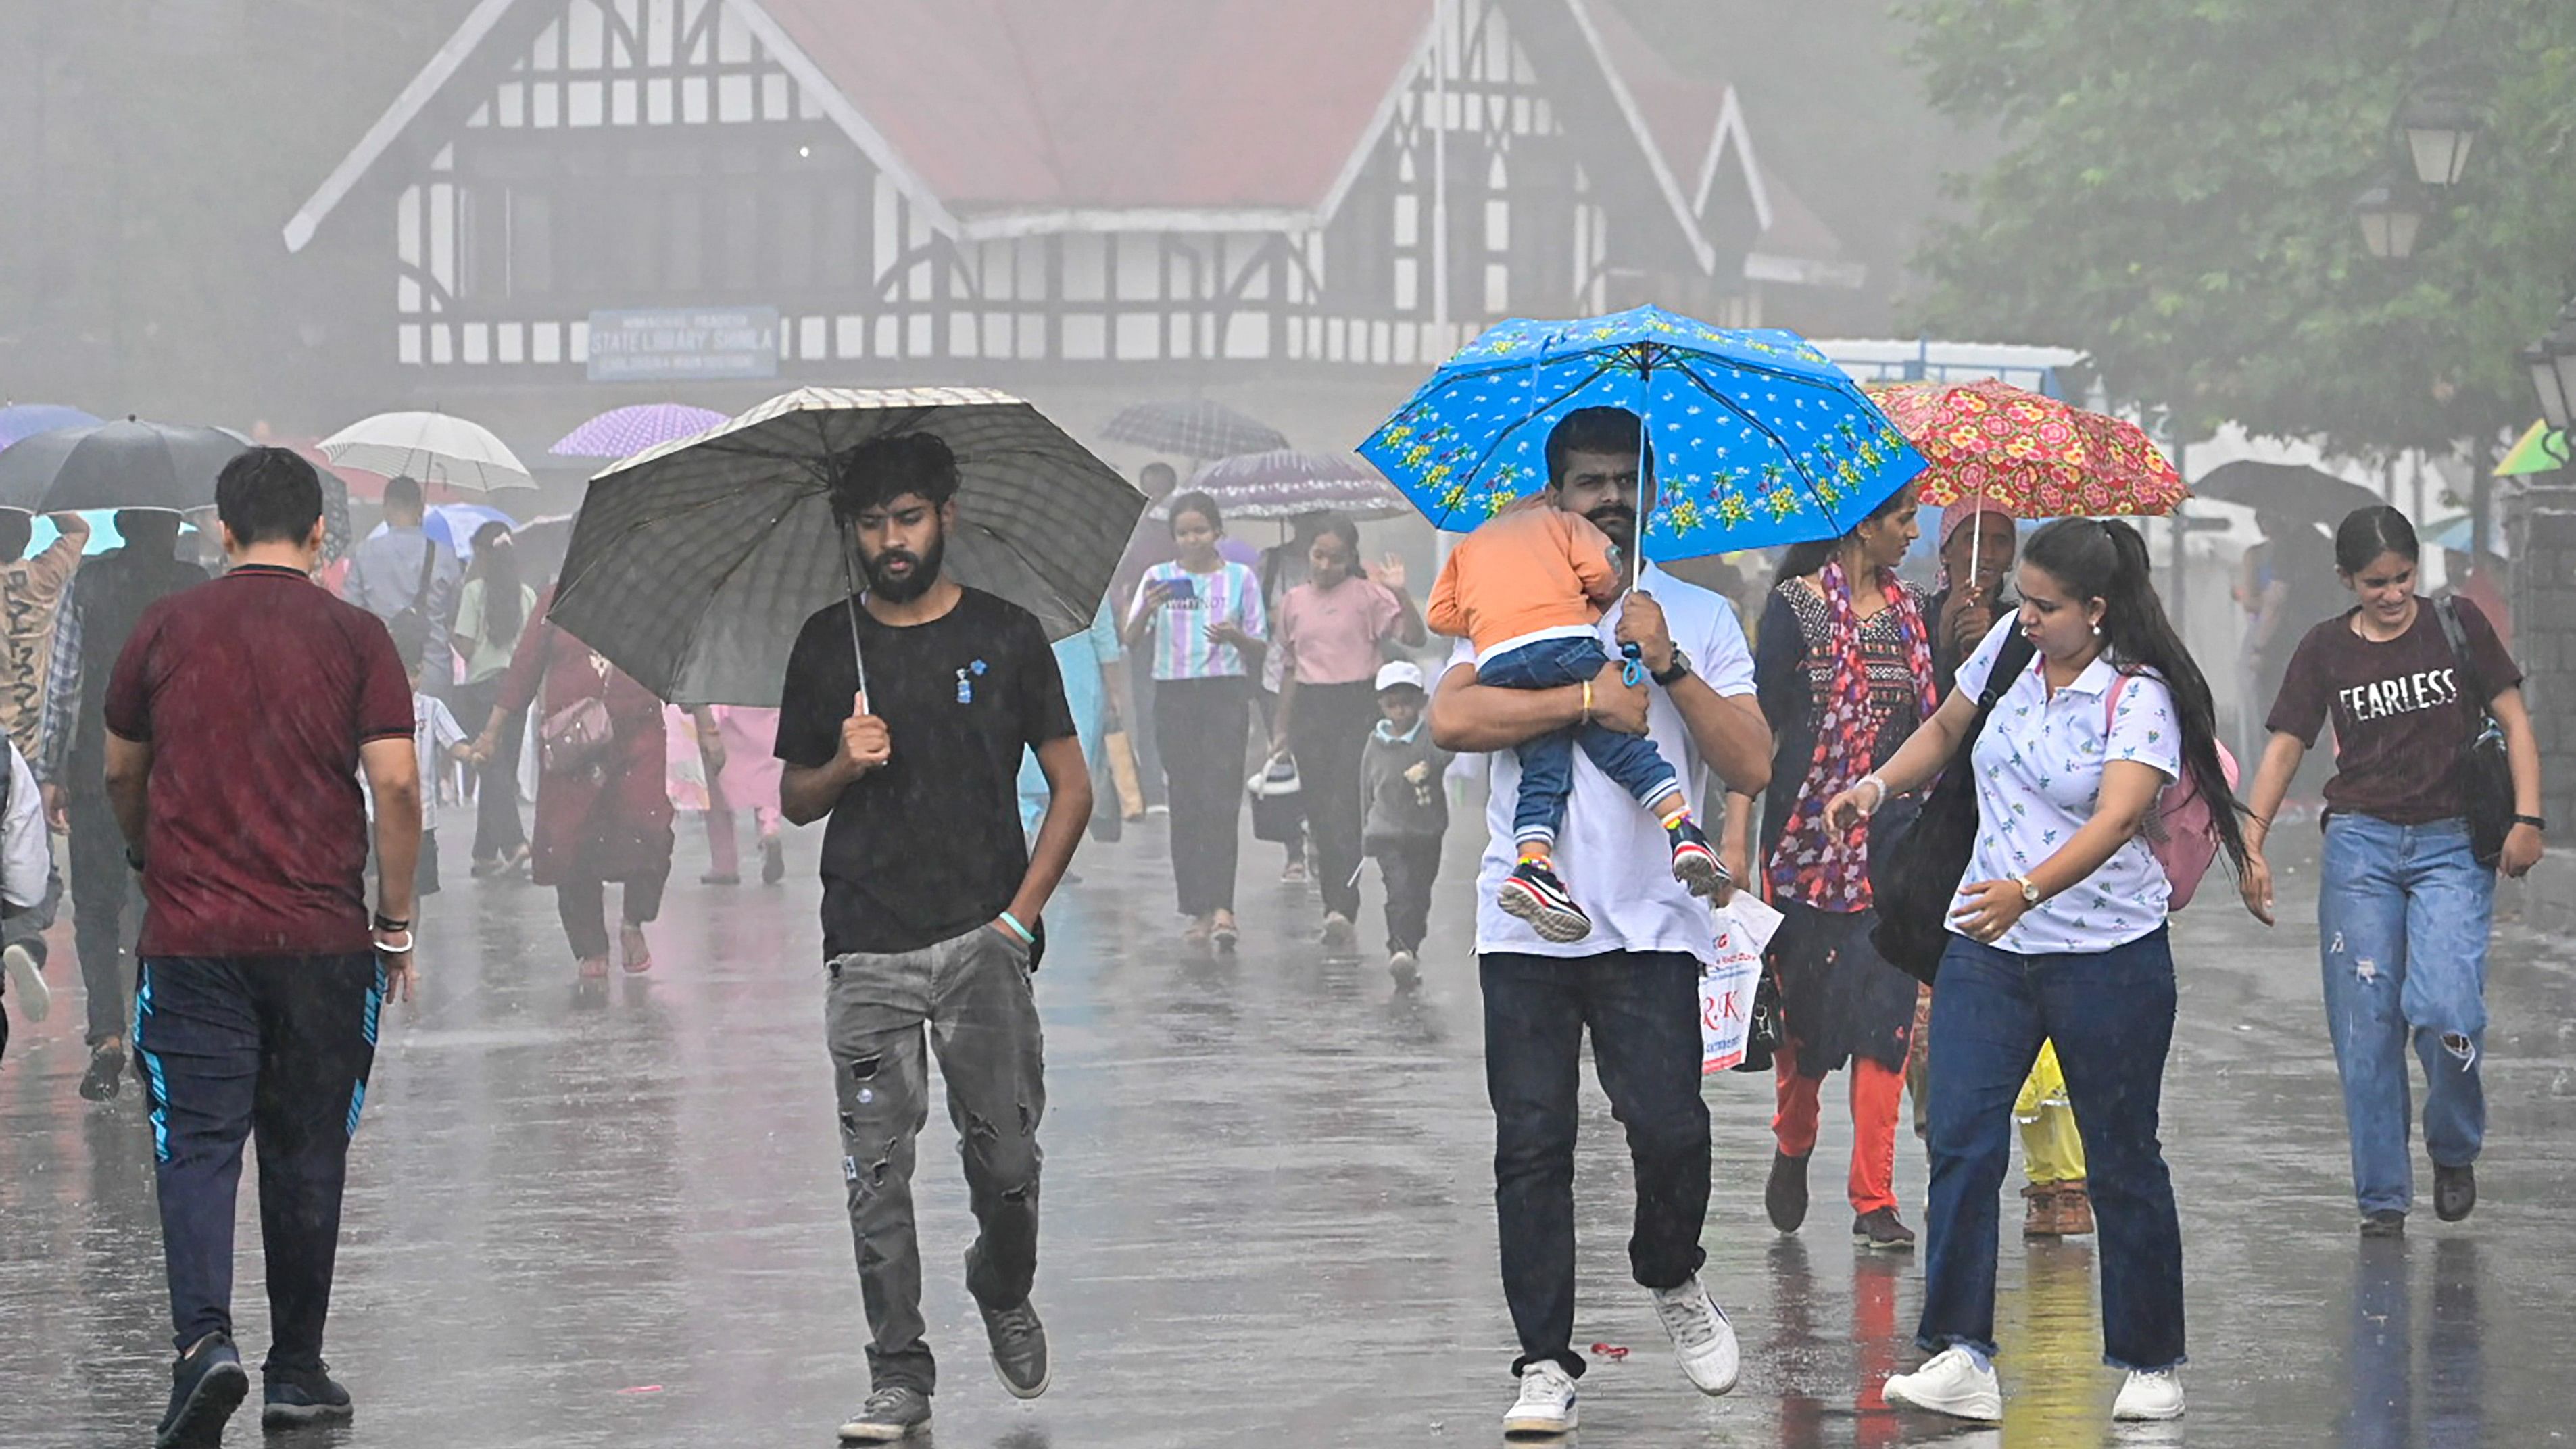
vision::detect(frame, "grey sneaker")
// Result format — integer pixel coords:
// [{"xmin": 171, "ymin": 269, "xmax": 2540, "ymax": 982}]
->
[
  {"xmin": 836, "ymin": 1385, "xmax": 931, "ymax": 1442},
  {"xmin": 978, "ymin": 1296, "xmax": 1051, "ymax": 1399}
]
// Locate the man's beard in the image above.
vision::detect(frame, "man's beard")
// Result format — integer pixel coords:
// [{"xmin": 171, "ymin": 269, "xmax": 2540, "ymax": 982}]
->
[
  {"xmin": 865, "ymin": 531, "xmax": 946, "ymax": 602},
  {"xmin": 1584, "ymin": 503, "xmax": 1638, "ymax": 554}
]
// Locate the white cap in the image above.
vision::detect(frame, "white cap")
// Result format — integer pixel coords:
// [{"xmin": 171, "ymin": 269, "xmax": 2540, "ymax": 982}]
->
[{"xmin": 1374, "ymin": 660, "xmax": 1428, "ymax": 693}]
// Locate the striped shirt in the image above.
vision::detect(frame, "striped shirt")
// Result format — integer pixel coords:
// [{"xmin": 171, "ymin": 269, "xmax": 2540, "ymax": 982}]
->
[{"xmin": 1132, "ymin": 561, "xmax": 1265, "ymax": 681}]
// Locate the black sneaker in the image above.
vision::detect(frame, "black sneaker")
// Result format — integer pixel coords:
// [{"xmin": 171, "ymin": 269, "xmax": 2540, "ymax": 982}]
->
[
  {"xmin": 156, "ymin": 1333, "xmax": 249, "ymax": 1449},
  {"xmin": 262, "ymin": 1364, "xmax": 354, "ymax": 1430},
  {"xmin": 1765, "ymin": 1150, "xmax": 1810, "ymax": 1233},
  {"xmin": 1853, "ymin": 1207, "xmax": 1918, "ymax": 1252},
  {"xmin": 80, "ymin": 1040, "xmax": 126, "ymax": 1102},
  {"xmin": 2360, "ymin": 1209, "xmax": 2407, "ymax": 1239},
  {"xmin": 966, "ymin": 1246, "xmax": 1048, "ymax": 1398},
  {"xmin": 979, "ymin": 1298, "xmax": 1051, "ymax": 1400},
  {"xmin": 1499, "ymin": 860, "xmax": 1593, "ymax": 943},
  {"xmin": 2434, "ymin": 1162, "xmax": 2477, "ymax": 1222},
  {"xmin": 1667, "ymin": 818, "xmax": 1728, "ymax": 898},
  {"xmin": 836, "ymin": 1385, "xmax": 931, "ymax": 1442}
]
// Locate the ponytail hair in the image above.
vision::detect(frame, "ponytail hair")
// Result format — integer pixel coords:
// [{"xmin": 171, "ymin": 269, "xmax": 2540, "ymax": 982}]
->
[
  {"xmin": 2021, "ymin": 518, "xmax": 2247, "ymax": 873},
  {"xmin": 2334, "ymin": 504, "xmax": 2418, "ymax": 576},
  {"xmin": 1776, "ymin": 482, "xmax": 1916, "ymax": 581}
]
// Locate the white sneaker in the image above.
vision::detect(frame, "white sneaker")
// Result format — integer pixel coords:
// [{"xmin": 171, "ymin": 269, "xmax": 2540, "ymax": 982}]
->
[
  {"xmin": 1649, "ymin": 1275, "xmax": 1741, "ymax": 1395},
  {"xmin": 4, "ymin": 943, "xmax": 48, "ymax": 1023},
  {"xmin": 2112, "ymin": 1368, "xmax": 2186, "ymax": 1421},
  {"xmin": 1501, "ymin": 1361, "xmax": 1578, "ymax": 1438},
  {"xmin": 1884, "ymin": 1346, "xmax": 2004, "ymax": 1422}
]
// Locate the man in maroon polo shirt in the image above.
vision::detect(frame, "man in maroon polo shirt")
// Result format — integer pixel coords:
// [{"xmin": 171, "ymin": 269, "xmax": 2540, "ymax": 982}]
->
[{"xmin": 103, "ymin": 448, "xmax": 422, "ymax": 1449}]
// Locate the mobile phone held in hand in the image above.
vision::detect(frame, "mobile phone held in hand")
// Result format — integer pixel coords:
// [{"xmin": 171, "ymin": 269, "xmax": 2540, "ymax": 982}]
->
[{"xmin": 1161, "ymin": 574, "xmax": 1198, "ymax": 605}]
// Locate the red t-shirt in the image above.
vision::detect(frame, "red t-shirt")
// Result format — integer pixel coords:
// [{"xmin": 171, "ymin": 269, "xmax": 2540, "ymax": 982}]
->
[
  {"xmin": 105, "ymin": 565, "xmax": 414, "ymax": 956},
  {"xmin": 2266, "ymin": 597, "xmax": 2521, "ymax": 825}
]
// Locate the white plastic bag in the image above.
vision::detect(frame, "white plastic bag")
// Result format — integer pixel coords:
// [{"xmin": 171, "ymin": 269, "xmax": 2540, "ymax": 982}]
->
[{"xmin": 1701, "ymin": 893, "xmax": 1783, "ymax": 1075}]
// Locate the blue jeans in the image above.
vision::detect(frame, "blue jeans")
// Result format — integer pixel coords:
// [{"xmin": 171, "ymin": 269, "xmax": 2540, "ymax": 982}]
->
[
  {"xmin": 1481, "ymin": 950, "xmax": 1709, "ymax": 1378},
  {"xmin": 2317, "ymin": 814, "xmax": 2492, "ymax": 1215},
  {"xmin": 1920, "ymin": 928, "xmax": 2184, "ymax": 1370},
  {"xmin": 1479, "ymin": 635, "xmax": 1682, "ymax": 848}
]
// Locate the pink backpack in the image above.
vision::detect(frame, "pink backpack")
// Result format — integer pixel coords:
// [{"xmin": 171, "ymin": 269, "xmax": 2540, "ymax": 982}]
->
[{"xmin": 2106, "ymin": 674, "xmax": 2239, "ymax": 910}]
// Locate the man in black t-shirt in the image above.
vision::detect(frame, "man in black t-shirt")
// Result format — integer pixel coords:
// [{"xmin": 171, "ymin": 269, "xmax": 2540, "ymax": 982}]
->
[{"xmin": 776, "ymin": 431, "xmax": 1086, "ymax": 1444}]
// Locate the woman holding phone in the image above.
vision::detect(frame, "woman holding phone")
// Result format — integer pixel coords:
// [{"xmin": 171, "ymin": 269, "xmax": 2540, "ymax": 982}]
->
[{"xmin": 1126, "ymin": 491, "xmax": 1267, "ymax": 952}]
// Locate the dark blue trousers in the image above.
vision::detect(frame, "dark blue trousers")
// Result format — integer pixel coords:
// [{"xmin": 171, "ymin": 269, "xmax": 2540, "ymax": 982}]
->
[
  {"xmin": 132, "ymin": 954, "xmax": 383, "ymax": 1371},
  {"xmin": 1479, "ymin": 635, "xmax": 1683, "ymax": 848},
  {"xmin": 1920, "ymin": 928, "xmax": 2185, "ymax": 1370},
  {"xmin": 1482, "ymin": 950, "xmax": 1710, "ymax": 1378}
]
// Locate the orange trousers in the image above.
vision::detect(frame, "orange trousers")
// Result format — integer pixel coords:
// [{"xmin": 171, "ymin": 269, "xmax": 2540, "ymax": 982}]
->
[{"xmin": 1772, "ymin": 1035, "xmax": 1905, "ymax": 1217}]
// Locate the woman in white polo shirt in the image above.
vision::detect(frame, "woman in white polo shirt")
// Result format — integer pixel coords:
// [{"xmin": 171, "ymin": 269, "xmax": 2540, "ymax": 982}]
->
[{"xmin": 1824, "ymin": 519, "xmax": 2245, "ymax": 1425}]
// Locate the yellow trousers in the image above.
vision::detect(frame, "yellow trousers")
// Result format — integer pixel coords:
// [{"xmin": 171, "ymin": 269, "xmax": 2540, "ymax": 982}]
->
[{"xmin": 2014, "ymin": 1040, "xmax": 2087, "ymax": 1185}]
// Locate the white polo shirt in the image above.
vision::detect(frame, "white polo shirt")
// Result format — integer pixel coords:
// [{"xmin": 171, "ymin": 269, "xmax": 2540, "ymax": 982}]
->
[
  {"xmin": 1451, "ymin": 565, "xmax": 1757, "ymax": 965},
  {"xmin": 1952, "ymin": 618, "xmax": 2183, "ymax": 954}
]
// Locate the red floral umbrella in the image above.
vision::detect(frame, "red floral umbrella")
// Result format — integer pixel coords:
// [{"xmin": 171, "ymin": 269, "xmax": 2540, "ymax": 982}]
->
[{"xmin": 1868, "ymin": 378, "xmax": 2187, "ymax": 518}]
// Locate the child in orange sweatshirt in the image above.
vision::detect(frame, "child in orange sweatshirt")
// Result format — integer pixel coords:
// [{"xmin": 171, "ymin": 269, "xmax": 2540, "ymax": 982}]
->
[{"xmin": 1427, "ymin": 505, "xmax": 1722, "ymax": 942}]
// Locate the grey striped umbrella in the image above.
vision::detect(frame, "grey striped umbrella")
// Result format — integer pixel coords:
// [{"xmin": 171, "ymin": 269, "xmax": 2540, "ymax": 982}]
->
[
  {"xmin": 1101, "ymin": 399, "xmax": 1289, "ymax": 460},
  {"xmin": 548, "ymin": 387, "xmax": 1145, "ymax": 706}
]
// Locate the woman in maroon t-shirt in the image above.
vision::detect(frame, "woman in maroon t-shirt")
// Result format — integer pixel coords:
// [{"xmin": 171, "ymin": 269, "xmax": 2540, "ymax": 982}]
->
[{"xmin": 2237, "ymin": 506, "xmax": 2543, "ymax": 1236}]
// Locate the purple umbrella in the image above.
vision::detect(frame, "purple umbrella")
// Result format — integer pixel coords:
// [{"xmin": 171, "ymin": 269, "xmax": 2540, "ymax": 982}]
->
[
  {"xmin": 549, "ymin": 403, "xmax": 727, "ymax": 460},
  {"xmin": 1149, "ymin": 450, "xmax": 1411, "ymax": 522},
  {"xmin": 0, "ymin": 404, "xmax": 101, "ymax": 451}
]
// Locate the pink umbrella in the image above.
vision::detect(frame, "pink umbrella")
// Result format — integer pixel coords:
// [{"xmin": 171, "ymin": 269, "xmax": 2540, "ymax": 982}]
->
[{"xmin": 550, "ymin": 403, "xmax": 728, "ymax": 461}]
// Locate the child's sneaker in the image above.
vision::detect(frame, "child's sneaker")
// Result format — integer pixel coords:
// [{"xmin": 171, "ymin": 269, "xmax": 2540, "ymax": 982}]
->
[
  {"xmin": 1668, "ymin": 819, "xmax": 1726, "ymax": 898},
  {"xmin": 1499, "ymin": 860, "xmax": 1593, "ymax": 942}
]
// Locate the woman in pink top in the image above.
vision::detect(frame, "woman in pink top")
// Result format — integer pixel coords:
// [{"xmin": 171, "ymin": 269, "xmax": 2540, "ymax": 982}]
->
[{"xmin": 1271, "ymin": 514, "xmax": 1427, "ymax": 949}]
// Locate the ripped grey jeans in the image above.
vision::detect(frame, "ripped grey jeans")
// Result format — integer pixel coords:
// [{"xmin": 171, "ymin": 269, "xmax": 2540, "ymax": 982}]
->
[{"xmin": 825, "ymin": 923, "xmax": 1046, "ymax": 1394}]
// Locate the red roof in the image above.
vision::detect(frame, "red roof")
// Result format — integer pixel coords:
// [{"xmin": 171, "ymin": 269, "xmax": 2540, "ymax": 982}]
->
[{"xmin": 754, "ymin": 0, "xmax": 1436, "ymax": 214}]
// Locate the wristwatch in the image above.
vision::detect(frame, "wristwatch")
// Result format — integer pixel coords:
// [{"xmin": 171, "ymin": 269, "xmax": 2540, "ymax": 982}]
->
[
  {"xmin": 2013, "ymin": 875, "xmax": 2042, "ymax": 906},
  {"xmin": 1651, "ymin": 647, "xmax": 1693, "ymax": 687}
]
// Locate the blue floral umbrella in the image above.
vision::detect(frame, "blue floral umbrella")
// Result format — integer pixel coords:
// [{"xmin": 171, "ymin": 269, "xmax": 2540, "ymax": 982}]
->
[{"xmin": 1359, "ymin": 306, "xmax": 1924, "ymax": 574}]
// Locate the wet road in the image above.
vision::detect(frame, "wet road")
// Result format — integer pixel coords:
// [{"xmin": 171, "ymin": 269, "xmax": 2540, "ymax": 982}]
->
[{"xmin": 4, "ymin": 813, "xmax": 2572, "ymax": 1447}]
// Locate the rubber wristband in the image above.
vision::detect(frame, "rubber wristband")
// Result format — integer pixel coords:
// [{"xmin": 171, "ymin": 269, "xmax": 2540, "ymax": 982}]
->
[
  {"xmin": 374, "ymin": 932, "xmax": 416, "ymax": 955},
  {"xmin": 998, "ymin": 911, "xmax": 1035, "ymax": 945}
]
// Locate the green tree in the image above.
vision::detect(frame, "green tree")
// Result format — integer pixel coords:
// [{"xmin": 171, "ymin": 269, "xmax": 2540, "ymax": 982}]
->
[{"xmin": 1902, "ymin": 0, "xmax": 2576, "ymax": 459}]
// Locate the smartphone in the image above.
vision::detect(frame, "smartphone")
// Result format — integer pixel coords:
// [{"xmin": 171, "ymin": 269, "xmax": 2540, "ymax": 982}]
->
[{"xmin": 1161, "ymin": 574, "xmax": 1198, "ymax": 604}]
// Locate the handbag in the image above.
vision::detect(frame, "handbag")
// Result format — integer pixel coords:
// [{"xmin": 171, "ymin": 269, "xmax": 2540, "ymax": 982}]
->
[
  {"xmin": 1868, "ymin": 629, "xmax": 2037, "ymax": 985},
  {"xmin": 1247, "ymin": 756, "xmax": 1305, "ymax": 844},
  {"xmin": 1730, "ymin": 966, "xmax": 1784, "ymax": 1074},
  {"xmin": 539, "ymin": 695, "xmax": 614, "ymax": 777},
  {"xmin": 2431, "ymin": 597, "xmax": 2514, "ymax": 867}
]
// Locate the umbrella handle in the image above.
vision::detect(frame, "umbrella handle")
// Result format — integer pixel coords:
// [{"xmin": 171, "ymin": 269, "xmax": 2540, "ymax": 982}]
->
[{"xmin": 837, "ymin": 516, "xmax": 869, "ymax": 699}]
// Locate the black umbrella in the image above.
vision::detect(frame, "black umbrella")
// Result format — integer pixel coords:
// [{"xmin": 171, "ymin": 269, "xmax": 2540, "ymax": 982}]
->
[
  {"xmin": 0, "ymin": 418, "xmax": 249, "ymax": 513},
  {"xmin": 2191, "ymin": 461, "xmax": 2383, "ymax": 523},
  {"xmin": 1101, "ymin": 399, "xmax": 1289, "ymax": 460},
  {"xmin": 549, "ymin": 386, "xmax": 1146, "ymax": 706}
]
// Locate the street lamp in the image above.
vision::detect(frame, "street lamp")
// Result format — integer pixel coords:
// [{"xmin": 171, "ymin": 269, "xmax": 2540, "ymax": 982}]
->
[
  {"xmin": 2528, "ymin": 305, "xmax": 2576, "ymax": 465},
  {"xmin": 2354, "ymin": 175, "xmax": 2425, "ymax": 260},
  {"xmin": 2399, "ymin": 86, "xmax": 2483, "ymax": 187}
]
